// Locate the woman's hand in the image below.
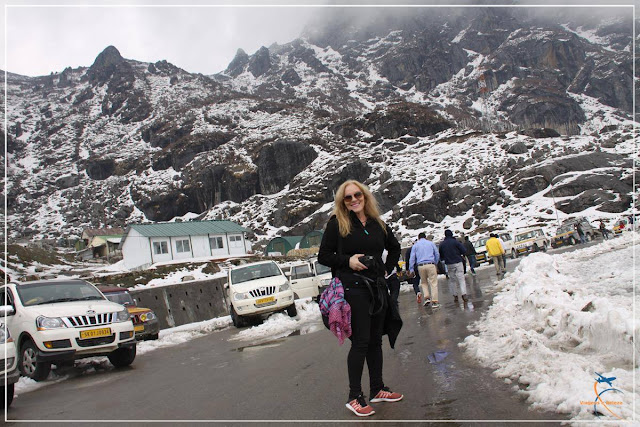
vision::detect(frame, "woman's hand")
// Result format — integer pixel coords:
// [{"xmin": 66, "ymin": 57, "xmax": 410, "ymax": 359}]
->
[{"xmin": 349, "ymin": 254, "xmax": 367, "ymax": 271}]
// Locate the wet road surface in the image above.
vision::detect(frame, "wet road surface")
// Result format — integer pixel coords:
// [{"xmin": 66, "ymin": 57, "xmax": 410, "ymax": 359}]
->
[{"xmin": 7, "ymin": 252, "xmax": 579, "ymax": 424}]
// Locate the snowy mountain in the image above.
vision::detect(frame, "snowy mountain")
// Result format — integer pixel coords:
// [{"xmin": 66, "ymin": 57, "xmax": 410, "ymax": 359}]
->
[{"xmin": 3, "ymin": 7, "xmax": 636, "ymax": 247}]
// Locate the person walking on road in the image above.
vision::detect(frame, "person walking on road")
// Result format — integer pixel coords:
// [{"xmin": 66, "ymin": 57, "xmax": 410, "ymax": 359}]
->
[
  {"xmin": 485, "ymin": 234, "xmax": 506, "ymax": 276},
  {"xmin": 599, "ymin": 220, "xmax": 610, "ymax": 240},
  {"xmin": 463, "ymin": 236, "xmax": 477, "ymax": 276},
  {"xmin": 318, "ymin": 180, "xmax": 403, "ymax": 417},
  {"xmin": 575, "ymin": 222, "xmax": 586, "ymax": 244},
  {"xmin": 404, "ymin": 241, "xmax": 421, "ymax": 302},
  {"xmin": 408, "ymin": 232, "xmax": 440, "ymax": 308},
  {"xmin": 439, "ymin": 229, "xmax": 467, "ymax": 303}
]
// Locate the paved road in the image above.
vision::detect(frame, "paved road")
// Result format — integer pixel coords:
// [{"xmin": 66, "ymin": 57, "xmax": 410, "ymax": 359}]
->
[{"xmin": 7, "ymin": 243, "xmax": 597, "ymax": 425}]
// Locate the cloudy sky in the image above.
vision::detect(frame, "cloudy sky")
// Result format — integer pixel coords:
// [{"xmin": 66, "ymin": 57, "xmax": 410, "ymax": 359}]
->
[
  {"xmin": 3, "ymin": 0, "xmax": 638, "ymax": 77},
  {"xmin": 4, "ymin": 0, "xmax": 327, "ymax": 76}
]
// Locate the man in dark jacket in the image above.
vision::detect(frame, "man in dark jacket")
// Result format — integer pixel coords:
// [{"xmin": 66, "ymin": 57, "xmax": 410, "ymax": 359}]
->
[
  {"xmin": 404, "ymin": 241, "xmax": 421, "ymax": 301},
  {"xmin": 463, "ymin": 235, "xmax": 477, "ymax": 276},
  {"xmin": 439, "ymin": 229, "xmax": 468, "ymax": 303}
]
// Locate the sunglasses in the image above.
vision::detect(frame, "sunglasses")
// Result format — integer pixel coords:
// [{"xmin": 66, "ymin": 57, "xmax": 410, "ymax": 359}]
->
[{"xmin": 343, "ymin": 191, "xmax": 364, "ymax": 202}]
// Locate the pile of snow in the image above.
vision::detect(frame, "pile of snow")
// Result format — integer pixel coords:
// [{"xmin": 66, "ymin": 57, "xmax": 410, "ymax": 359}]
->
[{"xmin": 461, "ymin": 232, "xmax": 637, "ymax": 422}]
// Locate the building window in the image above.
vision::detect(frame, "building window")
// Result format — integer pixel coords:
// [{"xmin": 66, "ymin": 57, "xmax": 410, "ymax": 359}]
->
[
  {"xmin": 209, "ymin": 236, "xmax": 224, "ymax": 249},
  {"xmin": 229, "ymin": 235, "xmax": 243, "ymax": 248},
  {"xmin": 153, "ymin": 241, "xmax": 168, "ymax": 255},
  {"xmin": 176, "ymin": 239, "xmax": 191, "ymax": 253}
]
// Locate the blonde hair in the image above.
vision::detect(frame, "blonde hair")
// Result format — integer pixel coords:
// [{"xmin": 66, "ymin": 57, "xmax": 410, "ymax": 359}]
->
[{"xmin": 333, "ymin": 180, "xmax": 386, "ymax": 237}]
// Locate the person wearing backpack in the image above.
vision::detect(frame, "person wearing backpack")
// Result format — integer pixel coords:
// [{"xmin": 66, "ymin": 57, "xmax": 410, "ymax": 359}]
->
[{"xmin": 318, "ymin": 180, "xmax": 403, "ymax": 417}]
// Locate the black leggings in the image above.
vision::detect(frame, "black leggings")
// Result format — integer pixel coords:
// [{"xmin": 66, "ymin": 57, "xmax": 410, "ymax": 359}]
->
[{"xmin": 344, "ymin": 286, "xmax": 386, "ymax": 400}]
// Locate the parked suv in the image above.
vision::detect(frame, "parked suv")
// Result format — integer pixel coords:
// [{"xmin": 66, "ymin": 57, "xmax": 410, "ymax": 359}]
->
[
  {"xmin": 554, "ymin": 217, "xmax": 597, "ymax": 245},
  {"xmin": 283, "ymin": 258, "xmax": 332, "ymax": 301},
  {"xmin": 98, "ymin": 286, "xmax": 159, "ymax": 340},
  {"xmin": 513, "ymin": 228, "xmax": 550, "ymax": 257},
  {"xmin": 472, "ymin": 235, "xmax": 491, "ymax": 264},
  {"xmin": 226, "ymin": 261, "xmax": 297, "ymax": 328},
  {"xmin": 1, "ymin": 279, "xmax": 136, "ymax": 381},
  {"xmin": 0, "ymin": 319, "xmax": 19, "ymax": 408}
]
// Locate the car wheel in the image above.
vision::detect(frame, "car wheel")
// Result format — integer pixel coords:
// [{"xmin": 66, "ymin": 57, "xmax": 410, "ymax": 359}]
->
[
  {"xmin": 569, "ymin": 237, "xmax": 577, "ymax": 245},
  {"xmin": 511, "ymin": 249, "xmax": 516, "ymax": 259},
  {"xmin": 0, "ymin": 384, "xmax": 14, "ymax": 408},
  {"xmin": 286, "ymin": 303, "xmax": 298, "ymax": 318},
  {"xmin": 147, "ymin": 333, "xmax": 159, "ymax": 340},
  {"xmin": 20, "ymin": 340, "xmax": 51, "ymax": 381},
  {"xmin": 533, "ymin": 244, "xmax": 539, "ymax": 252},
  {"xmin": 585, "ymin": 233, "xmax": 592, "ymax": 242},
  {"xmin": 108, "ymin": 345, "xmax": 136, "ymax": 368},
  {"xmin": 230, "ymin": 305, "xmax": 247, "ymax": 328},
  {"xmin": 542, "ymin": 242, "xmax": 548, "ymax": 252}
]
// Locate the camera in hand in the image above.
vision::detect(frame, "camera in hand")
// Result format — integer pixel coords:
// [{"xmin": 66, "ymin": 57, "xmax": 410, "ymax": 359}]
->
[{"xmin": 358, "ymin": 255, "xmax": 376, "ymax": 269}]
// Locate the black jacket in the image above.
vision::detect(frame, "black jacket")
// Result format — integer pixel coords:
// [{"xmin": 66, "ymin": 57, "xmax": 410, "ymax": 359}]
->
[
  {"xmin": 318, "ymin": 211, "xmax": 401, "ymax": 286},
  {"xmin": 464, "ymin": 239, "xmax": 476, "ymax": 255},
  {"xmin": 438, "ymin": 236, "xmax": 467, "ymax": 265},
  {"xmin": 318, "ymin": 211, "xmax": 402, "ymax": 347}
]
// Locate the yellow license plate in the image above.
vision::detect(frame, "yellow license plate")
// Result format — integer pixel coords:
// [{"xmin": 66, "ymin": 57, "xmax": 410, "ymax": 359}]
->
[
  {"xmin": 134, "ymin": 325, "xmax": 144, "ymax": 332},
  {"xmin": 79, "ymin": 327, "xmax": 112, "ymax": 339},
  {"xmin": 256, "ymin": 296, "xmax": 275, "ymax": 305}
]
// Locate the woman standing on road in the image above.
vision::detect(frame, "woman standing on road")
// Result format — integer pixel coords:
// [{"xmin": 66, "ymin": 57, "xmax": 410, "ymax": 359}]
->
[{"xmin": 318, "ymin": 180, "xmax": 403, "ymax": 417}]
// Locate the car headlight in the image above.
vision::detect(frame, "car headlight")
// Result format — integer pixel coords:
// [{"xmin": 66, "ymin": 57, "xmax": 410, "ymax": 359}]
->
[
  {"xmin": 36, "ymin": 316, "xmax": 67, "ymax": 330},
  {"xmin": 116, "ymin": 309, "xmax": 131, "ymax": 322},
  {"xmin": 140, "ymin": 312, "xmax": 156, "ymax": 322},
  {"xmin": 279, "ymin": 282, "xmax": 290, "ymax": 292},
  {"xmin": 233, "ymin": 292, "xmax": 249, "ymax": 301},
  {"xmin": 0, "ymin": 324, "xmax": 9, "ymax": 344}
]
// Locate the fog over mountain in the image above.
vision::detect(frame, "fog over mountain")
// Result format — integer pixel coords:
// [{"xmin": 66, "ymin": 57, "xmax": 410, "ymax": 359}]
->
[{"xmin": 3, "ymin": 7, "xmax": 636, "ymax": 248}]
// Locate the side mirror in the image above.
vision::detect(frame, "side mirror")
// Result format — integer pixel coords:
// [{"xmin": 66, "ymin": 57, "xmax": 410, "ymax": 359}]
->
[
  {"xmin": 0, "ymin": 305, "xmax": 15, "ymax": 316},
  {"xmin": 284, "ymin": 271, "xmax": 291, "ymax": 277}
]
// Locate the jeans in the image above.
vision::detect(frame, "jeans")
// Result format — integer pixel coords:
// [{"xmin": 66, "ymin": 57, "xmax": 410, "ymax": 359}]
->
[
  {"xmin": 344, "ymin": 286, "xmax": 386, "ymax": 400},
  {"xmin": 467, "ymin": 255, "xmax": 477, "ymax": 273},
  {"xmin": 410, "ymin": 275, "xmax": 421, "ymax": 295}
]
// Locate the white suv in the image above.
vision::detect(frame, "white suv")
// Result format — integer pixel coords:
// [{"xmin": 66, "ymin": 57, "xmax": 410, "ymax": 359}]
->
[
  {"xmin": 0, "ymin": 319, "xmax": 19, "ymax": 408},
  {"xmin": 513, "ymin": 228, "xmax": 550, "ymax": 257},
  {"xmin": 284, "ymin": 258, "xmax": 332, "ymax": 301},
  {"xmin": 226, "ymin": 261, "xmax": 296, "ymax": 328},
  {"xmin": 1, "ymin": 279, "xmax": 136, "ymax": 381}
]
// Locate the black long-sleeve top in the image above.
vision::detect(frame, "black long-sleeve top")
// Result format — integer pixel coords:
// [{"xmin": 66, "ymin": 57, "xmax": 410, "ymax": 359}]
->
[{"xmin": 318, "ymin": 211, "xmax": 401, "ymax": 286}]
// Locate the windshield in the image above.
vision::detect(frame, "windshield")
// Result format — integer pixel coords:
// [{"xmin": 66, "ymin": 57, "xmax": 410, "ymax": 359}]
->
[
  {"xmin": 473, "ymin": 237, "xmax": 489, "ymax": 248},
  {"xmin": 16, "ymin": 281, "xmax": 105, "ymax": 307},
  {"xmin": 498, "ymin": 233, "xmax": 511, "ymax": 241},
  {"xmin": 515, "ymin": 231, "xmax": 536, "ymax": 242},
  {"xmin": 315, "ymin": 262, "xmax": 331, "ymax": 275},
  {"xmin": 231, "ymin": 262, "xmax": 282, "ymax": 284},
  {"xmin": 556, "ymin": 225, "xmax": 573, "ymax": 235},
  {"xmin": 104, "ymin": 291, "xmax": 135, "ymax": 306}
]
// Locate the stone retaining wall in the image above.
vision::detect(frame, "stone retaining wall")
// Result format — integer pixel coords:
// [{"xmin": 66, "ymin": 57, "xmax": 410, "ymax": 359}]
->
[{"xmin": 129, "ymin": 277, "xmax": 229, "ymax": 329}]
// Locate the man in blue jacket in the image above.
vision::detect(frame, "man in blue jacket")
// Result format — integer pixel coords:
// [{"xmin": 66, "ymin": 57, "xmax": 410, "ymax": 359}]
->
[{"xmin": 439, "ymin": 229, "xmax": 468, "ymax": 303}]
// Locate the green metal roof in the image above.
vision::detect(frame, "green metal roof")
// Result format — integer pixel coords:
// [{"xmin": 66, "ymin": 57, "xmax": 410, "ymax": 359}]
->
[{"xmin": 122, "ymin": 220, "xmax": 251, "ymax": 244}]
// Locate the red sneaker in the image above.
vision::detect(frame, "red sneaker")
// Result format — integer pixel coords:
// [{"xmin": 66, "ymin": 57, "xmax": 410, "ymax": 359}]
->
[
  {"xmin": 370, "ymin": 387, "xmax": 404, "ymax": 403},
  {"xmin": 416, "ymin": 292, "xmax": 422, "ymax": 304},
  {"xmin": 346, "ymin": 394, "xmax": 375, "ymax": 417}
]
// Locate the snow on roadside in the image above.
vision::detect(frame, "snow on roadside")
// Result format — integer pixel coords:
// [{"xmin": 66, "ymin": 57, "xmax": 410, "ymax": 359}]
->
[{"xmin": 461, "ymin": 232, "xmax": 637, "ymax": 423}]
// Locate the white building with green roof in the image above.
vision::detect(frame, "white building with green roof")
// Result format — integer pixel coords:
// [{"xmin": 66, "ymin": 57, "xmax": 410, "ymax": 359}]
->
[{"xmin": 120, "ymin": 220, "xmax": 252, "ymax": 270}]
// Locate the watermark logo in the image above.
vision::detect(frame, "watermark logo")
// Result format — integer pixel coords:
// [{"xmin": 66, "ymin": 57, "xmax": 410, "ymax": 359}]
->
[{"xmin": 579, "ymin": 372, "xmax": 624, "ymax": 419}]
